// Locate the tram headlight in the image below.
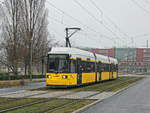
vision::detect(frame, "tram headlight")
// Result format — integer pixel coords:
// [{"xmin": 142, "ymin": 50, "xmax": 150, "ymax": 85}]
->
[
  {"xmin": 62, "ymin": 75, "xmax": 68, "ymax": 79},
  {"xmin": 47, "ymin": 75, "xmax": 51, "ymax": 78}
]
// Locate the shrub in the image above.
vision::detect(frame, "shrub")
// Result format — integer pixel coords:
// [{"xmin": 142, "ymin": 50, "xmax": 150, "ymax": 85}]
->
[{"xmin": 0, "ymin": 74, "xmax": 45, "ymax": 80}]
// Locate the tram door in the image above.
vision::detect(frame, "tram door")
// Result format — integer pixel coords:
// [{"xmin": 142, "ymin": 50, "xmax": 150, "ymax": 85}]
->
[{"xmin": 77, "ymin": 58, "xmax": 82, "ymax": 84}]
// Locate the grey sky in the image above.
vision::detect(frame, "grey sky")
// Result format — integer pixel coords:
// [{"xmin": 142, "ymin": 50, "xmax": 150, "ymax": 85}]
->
[
  {"xmin": 46, "ymin": 0, "xmax": 150, "ymax": 48},
  {"xmin": 0, "ymin": 0, "xmax": 150, "ymax": 48}
]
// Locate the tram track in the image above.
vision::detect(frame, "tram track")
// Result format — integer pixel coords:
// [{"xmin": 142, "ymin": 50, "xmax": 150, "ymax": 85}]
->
[
  {"xmin": 0, "ymin": 78, "xmax": 122, "ymax": 105},
  {"xmin": 43, "ymin": 78, "xmax": 141, "ymax": 113},
  {"xmin": 0, "ymin": 90, "xmax": 48, "ymax": 105},
  {"xmin": 0, "ymin": 77, "xmax": 142, "ymax": 113}
]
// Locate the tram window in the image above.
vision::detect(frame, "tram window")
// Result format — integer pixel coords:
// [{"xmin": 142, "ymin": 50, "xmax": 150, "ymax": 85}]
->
[
  {"xmin": 108, "ymin": 64, "xmax": 110, "ymax": 72},
  {"xmin": 114, "ymin": 65, "xmax": 116, "ymax": 71},
  {"xmin": 70, "ymin": 60, "xmax": 76, "ymax": 73},
  {"xmin": 82, "ymin": 61, "xmax": 86, "ymax": 72},
  {"xmin": 58, "ymin": 59, "xmax": 69, "ymax": 73},
  {"xmin": 99, "ymin": 63, "xmax": 104, "ymax": 72},
  {"xmin": 86, "ymin": 62, "xmax": 94, "ymax": 72},
  {"xmin": 91, "ymin": 62, "xmax": 95, "ymax": 72},
  {"xmin": 86, "ymin": 62, "xmax": 91, "ymax": 72},
  {"xmin": 103, "ymin": 64, "xmax": 106, "ymax": 71},
  {"xmin": 48, "ymin": 54, "xmax": 69, "ymax": 73},
  {"xmin": 105, "ymin": 64, "xmax": 107, "ymax": 71},
  {"xmin": 77, "ymin": 61, "xmax": 95, "ymax": 73},
  {"xmin": 109, "ymin": 64, "xmax": 112, "ymax": 72},
  {"xmin": 115, "ymin": 65, "xmax": 118, "ymax": 71},
  {"xmin": 98, "ymin": 63, "xmax": 102, "ymax": 72},
  {"xmin": 48, "ymin": 59, "xmax": 56, "ymax": 70},
  {"xmin": 78, "ymin": 61, "xmax": 84, "ymax": 73},
  {"xmin": 112, "ymin": 65, "xmax": 114, "ymax": 72},
  {"xmin": 103, "ymin": 64, "xmax": 109, "ymax": 72}
]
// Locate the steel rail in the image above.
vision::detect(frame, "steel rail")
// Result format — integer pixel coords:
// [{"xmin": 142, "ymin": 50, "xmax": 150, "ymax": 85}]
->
[
  {"xmin": 0, "ymin": 77, "xmax": 142, "ymax": 113},
  {"xmin": 43, "ymin": 77, "xmax": 142, "ymax": 113},
  {"xmin": 41, "ymin": 77, "xmax": 143, "ymax": 113}
]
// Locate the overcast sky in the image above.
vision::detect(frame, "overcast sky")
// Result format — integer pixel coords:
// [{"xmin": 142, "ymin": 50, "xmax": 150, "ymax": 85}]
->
[
  {"xmin": 46, "ymin": 0, "xmax": 150, "ymax": 48},
  {"xmin": 0, "ymin": 0, "xmax": 150, "ymax": 48}
]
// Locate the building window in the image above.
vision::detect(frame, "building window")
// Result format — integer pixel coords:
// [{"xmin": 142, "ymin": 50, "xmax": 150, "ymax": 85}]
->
[
  {"xmin": 144, "ymin": 49, "xmax": 150, "ymax": 53},
  {"xmin": 144, "ymin": 57, "xmax": 150, "ymax": 61},
  {"xmin": 144, "ymin": 54, "xmax": 150, "ymax": 57}
]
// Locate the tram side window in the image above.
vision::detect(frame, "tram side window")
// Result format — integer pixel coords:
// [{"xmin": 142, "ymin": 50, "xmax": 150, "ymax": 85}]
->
[
  {"xmin": 108, "ymin": 64, "xmax": 111, "ymax": 72},
  {"xmin": 86, "ymin": 62, "xmax": 94, "ymax": 72},
  {"xmin": 91, "ymin": 62, "xmax": 95, "ymax": 72},
  {"xmin": 77, "ymin": 61, "xmax": 95, "ymax": 73},
  {"xmin": 104, "ymin": 64, "xmax": 107, "ymax": 72},
  {"xmin": 111, "ymin": 64, "xmax": 117, "ymax": 72},
  {"xmin": 103, "ymin": 64, "xmax": 106, "ymax": 72},
  {"xmin": 113, "ymin": 65, "xmax": 115, "ymax": 72},
  {"xmin": 86, "ymin": 62, "xmax": 90, "ymax": 72},
  {"xmin": 111, "ymin": 64, "xmax": 116, "ymax": 72},
  {"xmin": 110, "ymin": 64, "xmax": 112, "ymax": 72},
  {"xmin": 78, "ymin": 61, "xmax": 84, "ymax": 73},
  {"xmin": 103, "ymin": 64, "xmax": 110, "ymax": 72},
  {"xmin": 99, "ymin": 63, "xmax": 104, "ymax": 72},
  {"xmin": 70, "ymin": 60, "xmax": 76, "ymax": 73},
  {"xmin": 97, "ymin": 63, "xmax": 102, "ymax": 72},
  {"xmin": 115, "ymin": 65, "xmax": 118, "ymax": 71},
  {"xmin": 80, "ymin": 61, "xmax": 85, "ymax": 72}
]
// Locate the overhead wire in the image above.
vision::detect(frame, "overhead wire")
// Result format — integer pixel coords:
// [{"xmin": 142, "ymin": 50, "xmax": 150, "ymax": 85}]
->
[
  {"xmin": 48, "ymin": 14, "xmax": 114, "ymax": 40},
  {"xmin": 46, "ymin": 0, "xmax": 134, "ymax": 47},
  {"xmin": 89, "ymin": 0, "xmax": 150, "ymax": 48},
  {"xmin": 47, "ymin": 10, "xmax": 108, "ymax": 46},
  {"xmin": 144, "ymin": 0, "xmax": 150, "ymax": 5},
  {"xmin": 131, "ymin": 0, "xmax": 150, "ymax": 15},
  {"xmin": 48, "ymin": 16, "xmax": 110, "ymax": 46},
  {"xmin": 74, "ymin": 0, "xmax": 117, "ymax": 36},
  {"xmin": 73, "ymin": 0, "xmax": 128, "ymax": 46},
  {"xmin": 89, "ymin": 0, "xmax": 149, "ymax": 48},
  {"xmin": 46, "ymin": 0, "xmax": 112, "ymax": 40},
  {"xmin": 89, "ymin": 0, "xmax": 131, "ymax": 42},
  {"xmin": 46, "ymin": 0, "xmax": 119, "ymax": 46}
]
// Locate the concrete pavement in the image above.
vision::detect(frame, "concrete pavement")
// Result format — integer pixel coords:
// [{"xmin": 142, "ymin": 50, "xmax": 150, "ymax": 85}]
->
[
  {"xmin": 81, "ymin": 77, "xmax": 150, "ymax": 113},
  {"xmin": 121, "ymin": 74, "xmax": 150, "ymax": 77}
]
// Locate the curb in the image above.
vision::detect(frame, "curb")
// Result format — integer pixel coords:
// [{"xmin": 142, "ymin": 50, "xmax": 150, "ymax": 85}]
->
[{"xmin": 72, "ymin": 78, "xmax": 144, "ymax": 113}]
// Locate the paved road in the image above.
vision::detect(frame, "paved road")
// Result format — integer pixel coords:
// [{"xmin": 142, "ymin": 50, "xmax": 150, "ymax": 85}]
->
[
  {"xmin": 82, "ymin": 77, "xmax": 150, "ymax": 113},
  {"xmin": 121, "ymin": 74, "xmax": 150, "ymax": 77},
  {"xmin": 0, "ymin": 82, "xmax": 46, "ymax": 94}
]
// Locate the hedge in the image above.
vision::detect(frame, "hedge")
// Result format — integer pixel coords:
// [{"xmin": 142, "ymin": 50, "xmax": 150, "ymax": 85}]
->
[{"xmin": 0, "ymin": 73, "xmax": 45, "ymax": 80}]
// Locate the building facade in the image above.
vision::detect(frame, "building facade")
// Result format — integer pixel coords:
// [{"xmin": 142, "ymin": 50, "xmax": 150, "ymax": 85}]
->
[{"xmin": 91, "ymin": 48, "xmax": 150, "ymax": 72}]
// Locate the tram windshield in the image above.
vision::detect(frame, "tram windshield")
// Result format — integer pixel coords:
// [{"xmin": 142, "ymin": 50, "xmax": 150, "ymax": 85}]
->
[{"xmin": 47, "ymin": 54, "xmax": 69, "ymax": 73}]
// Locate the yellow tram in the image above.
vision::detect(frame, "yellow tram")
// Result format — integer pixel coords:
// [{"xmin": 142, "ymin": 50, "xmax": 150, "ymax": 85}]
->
[{"xmin": 46, "ymin": 47, "xmax": 118, "ymax": 88}]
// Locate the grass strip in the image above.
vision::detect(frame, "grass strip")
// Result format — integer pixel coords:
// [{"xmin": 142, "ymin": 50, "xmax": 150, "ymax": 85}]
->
[
  {"xmin": 5, "ymin": 99, "xmax": 94, "ymax": 113},
  {"xmin": 0, "ymin": 77, "xmax": 144, "ymax": 113},
  {"xmin": 31, "ymin": 77, "xmax": 143, "ymax": 92},
  {"xmin": 0, "ymin": 98, "xmax": 41, "ymax": 111}
]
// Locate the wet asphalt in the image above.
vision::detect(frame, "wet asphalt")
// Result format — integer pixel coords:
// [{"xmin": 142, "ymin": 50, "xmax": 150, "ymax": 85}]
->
[{"xmin": 81, "ymin": 76, "xmax": 150, "ymax": 113}]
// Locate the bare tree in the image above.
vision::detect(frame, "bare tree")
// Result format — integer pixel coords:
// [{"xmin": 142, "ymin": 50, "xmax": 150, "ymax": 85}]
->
[
  {"xmin": 19, "ymin": 0, "xmax": 49, "ymax": 75},
  {"xmin": 0, "ymin": 0, "xmax": 50, "ymax": 75},
  {"xmin": 0, "ymin": 0, "xmax": 23, "ymax": 75}
]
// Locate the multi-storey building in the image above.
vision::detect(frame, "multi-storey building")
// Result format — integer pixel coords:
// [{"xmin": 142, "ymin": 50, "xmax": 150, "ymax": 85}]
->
[{"xmin": 91, "ymin": 48, "xmax": 150, "ymax": 72}]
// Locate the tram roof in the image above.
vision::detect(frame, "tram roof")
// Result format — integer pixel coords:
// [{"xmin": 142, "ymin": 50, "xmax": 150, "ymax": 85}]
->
[{"xmin": 48, "ymin": 47, "xmax": 118, "ymax": 64}]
